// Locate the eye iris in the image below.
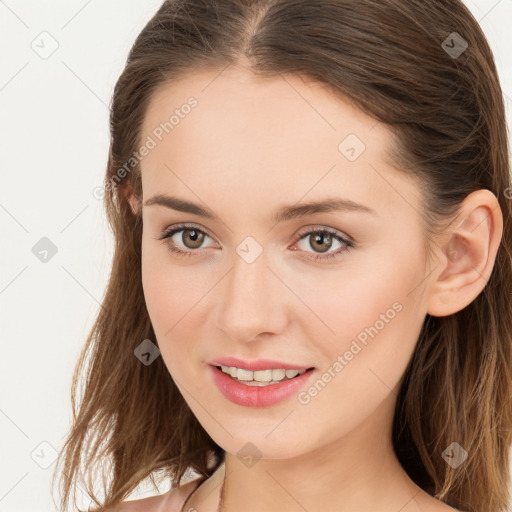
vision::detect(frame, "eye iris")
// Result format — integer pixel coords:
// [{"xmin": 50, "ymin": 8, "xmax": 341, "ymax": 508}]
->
[
  {"xmin": 183, "ymin": 229, "xmax": 204, "ymax": 249},
  {"xmin": 310, "ymin": 232, "xmax": 332, "ymax": 253}
]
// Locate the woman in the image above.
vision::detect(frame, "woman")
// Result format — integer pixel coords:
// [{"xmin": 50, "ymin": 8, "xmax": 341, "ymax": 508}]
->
[{"xmin": 52, "ymin": 1, "xmax": 512, "ymax": 511}]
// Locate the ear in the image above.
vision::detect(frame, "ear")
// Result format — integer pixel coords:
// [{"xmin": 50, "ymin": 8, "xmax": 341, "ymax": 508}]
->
[
  {"xmin": 426, "ymin": 189, "xmax": 503, "ymax": 317},
  {"xmin": 121, "ymin": 183, "xmax": 142, "ymax": 216}
]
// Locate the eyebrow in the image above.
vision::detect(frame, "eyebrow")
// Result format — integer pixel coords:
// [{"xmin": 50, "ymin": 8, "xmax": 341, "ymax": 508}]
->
[{"xmin": 143, "ymin": 194, "xmax": 377, "ymax": 223}]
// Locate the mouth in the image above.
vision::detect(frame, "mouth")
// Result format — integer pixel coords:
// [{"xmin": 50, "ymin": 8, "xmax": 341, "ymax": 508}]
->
[
  {"xmin": 211, "ymin": 364, "xmax": 316, "ymax": 387},
  {"xmin": 209, "ymin": 364, "xmax": 317, "ymax": 407}
]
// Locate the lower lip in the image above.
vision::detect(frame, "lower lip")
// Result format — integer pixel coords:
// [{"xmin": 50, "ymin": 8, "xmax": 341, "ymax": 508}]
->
[{"xmin": 209, "ymin": 365, "xmax": 316, "ymax": 408}]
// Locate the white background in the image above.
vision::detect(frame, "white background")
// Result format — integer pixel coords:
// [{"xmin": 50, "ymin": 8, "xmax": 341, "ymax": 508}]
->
[{"xmin": 1, "ymin": 1, "xmax": 511, "ymax": 510}]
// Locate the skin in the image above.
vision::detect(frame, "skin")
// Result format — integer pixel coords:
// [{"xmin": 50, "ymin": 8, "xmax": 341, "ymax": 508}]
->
[{"xmin": 123, "ymin": 64, "xmax": 503, "ymax": 512}]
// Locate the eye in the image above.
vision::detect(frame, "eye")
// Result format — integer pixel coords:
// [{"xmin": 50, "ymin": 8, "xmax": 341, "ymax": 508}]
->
[
  {"xmin": 155, "ymin": 223, "xmax": 354, "ymax": 262},
  {"xmin": 156, "ymin": 223, "xmax": 216, "ymax": 258},
  {"xmin": 291, "ymin": 227, "xmax": 354, "ymax": 262}
]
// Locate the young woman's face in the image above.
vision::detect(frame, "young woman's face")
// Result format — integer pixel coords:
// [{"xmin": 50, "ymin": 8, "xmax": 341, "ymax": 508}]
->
[{"xmin": 135, "ymin": 67, "xmax": 436, "ymax": 458}]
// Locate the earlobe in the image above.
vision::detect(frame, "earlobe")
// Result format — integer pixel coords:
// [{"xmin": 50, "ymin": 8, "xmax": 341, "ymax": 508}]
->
[{"xmin": 426, "ymin": 189, "xmax": 503, "ymax": 317}]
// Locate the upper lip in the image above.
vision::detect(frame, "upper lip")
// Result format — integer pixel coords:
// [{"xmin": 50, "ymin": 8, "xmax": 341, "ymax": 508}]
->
[{"xmin": 207, "ymin": 357, "xmax": 314, "ymax": 371}]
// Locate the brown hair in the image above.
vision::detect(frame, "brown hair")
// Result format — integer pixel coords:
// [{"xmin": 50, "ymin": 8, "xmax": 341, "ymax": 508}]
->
[{"xmin": 52, "ymin": 1, "xmax": 512, "ymax": 511}]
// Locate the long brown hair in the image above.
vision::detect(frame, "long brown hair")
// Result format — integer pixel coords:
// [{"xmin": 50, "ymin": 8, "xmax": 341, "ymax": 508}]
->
[{"xmin": 52, "ymin": 1, "xmax": 512, "ymax": 511}]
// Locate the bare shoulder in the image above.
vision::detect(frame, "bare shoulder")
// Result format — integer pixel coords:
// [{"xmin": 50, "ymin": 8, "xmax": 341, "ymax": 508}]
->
[
  {"xmin": 415, "ymin": 494, "xmax": 463, "ymax": 512},
  {"xmin": 432, "ymin": 503, "xmax": 463, "ymax": 512},
  {"xmin": 102, "ymin": 479, "xmax": 201, "ymax": 512},
  {"xmin": 103, "ymin": 493, "xmax": 168, "ymax": 512}
]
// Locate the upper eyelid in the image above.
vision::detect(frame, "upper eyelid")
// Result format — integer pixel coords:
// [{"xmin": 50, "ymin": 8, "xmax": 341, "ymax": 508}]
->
[{"xmin": 159, "ymin": 223, "xmax": 216, "ymax": 243}]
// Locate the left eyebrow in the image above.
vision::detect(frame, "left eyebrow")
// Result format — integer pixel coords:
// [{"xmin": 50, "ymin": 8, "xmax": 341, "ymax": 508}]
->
[{"xmin": 143, "ymin": 194, "xmax": 377, "ymax": 223}]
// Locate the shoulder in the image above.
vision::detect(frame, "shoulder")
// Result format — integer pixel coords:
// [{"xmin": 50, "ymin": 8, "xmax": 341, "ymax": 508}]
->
[
  {"xmin": 103, "ymin": 478, "xmax": 202, "ymax": 512},
  {"xmin": 414, "ymin": 494, "xmax": 463, "ymax": 512}
]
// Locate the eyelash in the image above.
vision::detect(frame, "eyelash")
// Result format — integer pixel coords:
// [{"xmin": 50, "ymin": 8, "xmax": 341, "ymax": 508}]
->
[{"xmin": 155, "ymin": 223, "xmax": 354, "ymax": 262}]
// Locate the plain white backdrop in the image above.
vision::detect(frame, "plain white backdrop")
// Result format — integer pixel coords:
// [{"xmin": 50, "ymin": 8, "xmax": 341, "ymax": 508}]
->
[{"xmin": 1, "ymin": 1, "xmax": 511, "ymax": 511}]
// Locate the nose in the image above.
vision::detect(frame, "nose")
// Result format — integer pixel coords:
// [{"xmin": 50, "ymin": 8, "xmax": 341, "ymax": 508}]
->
[{"xmin": 214, "ymin": 246, "xmax": 289, "ymax": 343}]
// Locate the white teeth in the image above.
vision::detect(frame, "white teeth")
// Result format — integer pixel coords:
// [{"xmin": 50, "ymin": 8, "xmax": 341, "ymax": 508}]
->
[
  {"xmin": 272, "ymin": 369, "xmax": 286, "ymax": 381},
  {"xmin": 220, "ymin": 365, "xmax": 307, "ymax": 384},
  {"xmin": 236, "ymin": 368, "xmax": 253, "ymax": 381},
  {"xmin": 253, "ymin": 369, "xmax": 273, "ymax": 382}
]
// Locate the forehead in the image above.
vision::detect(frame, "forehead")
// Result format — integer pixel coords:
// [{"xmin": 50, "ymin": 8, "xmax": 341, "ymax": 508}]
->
[
  {"xmin": 139, "ymin": 67, "xmax": 420, "ymax": 219},
  {"xmin": 142, "ymin": 67, "xmax": 387, "ymax": 152}
]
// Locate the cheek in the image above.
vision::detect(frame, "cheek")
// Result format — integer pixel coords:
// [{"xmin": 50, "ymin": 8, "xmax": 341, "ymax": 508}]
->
[
  {"xmin": 141, "ymin": 246, "xmax": 170, "ymax": 328},
  {"xmin": 141, "ymin": 242, "xmax": 185, "ymax": 348},
  {"xmin": 141, "ymin": 240, "xmax": 212, "ymax": 376},
  {"xmin": 142, "ymin": 270, "xmax": 191, "ymax": 383},
  {"xmin": 141, "ymin": 235, "xmax": 194, "ymax": 320},
  {"xmin": 288, "ymin": 256, "xmax": 411, "ymax": 336},
  {"xmin": 294, "ymin": 248, "xmax": 427, "ymax": 395}
]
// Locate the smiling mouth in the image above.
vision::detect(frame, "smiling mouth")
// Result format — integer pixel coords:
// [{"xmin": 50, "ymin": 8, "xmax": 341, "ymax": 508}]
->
[{"xmin": 214, "ymin": 365, "xmax": 315, "ymax": 386}]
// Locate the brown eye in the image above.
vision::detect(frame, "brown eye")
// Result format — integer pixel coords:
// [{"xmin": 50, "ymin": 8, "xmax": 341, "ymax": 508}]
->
[
  {"xmin": 293, "ymin": 227, "xmax": 354, "ymax": 262},
  {"xmin": 308, "ymin": 232, "xmax": 333, "ymax": 253},
  {"xmin": 181, "ymin": 228, "xmax": 205, "ymax": 249},
  {"xmin": 157, "ymin": 224, "xmax": 214, "ymax": 257}
]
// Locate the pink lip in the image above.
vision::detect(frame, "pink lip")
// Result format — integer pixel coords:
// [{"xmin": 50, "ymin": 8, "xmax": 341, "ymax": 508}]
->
[
  {"xmin": 207, "ymin": 357, "xmax": 314, "ymax": 371},
  {"xmin": 208, "ymin": 365, "xmax": 316, "ymax": 408}
]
